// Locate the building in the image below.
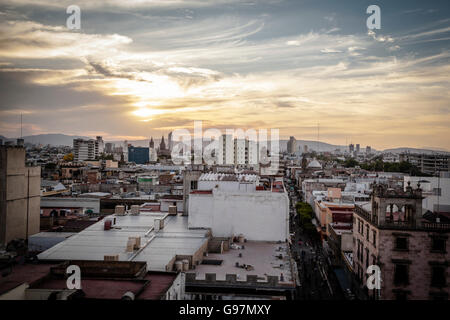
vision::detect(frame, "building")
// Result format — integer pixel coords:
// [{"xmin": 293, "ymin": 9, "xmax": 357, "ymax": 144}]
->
[
  {"xmin": 128, "ymin": 146, "xmax": 149, "ymax": 164},
  {"xmin": 349, "ymin": 144, "xmax": 355, "ymax": 153},
  {"xmin": 168, "ymin": 132, "xmax": 173, "ymax": 151},
  {"xmin": 188, "ymin": 173, "xmax": 289, "ymax": 241},
  {"xmin": 366, "ymin": 146, "xmax": 372, "ymax": 154},
  {"xmin": 160, "ymin": 136, "xmax": 166, "ymax": 151},
  {"xmin": 104, "ymin": 142, "xmax": 114, "ymax": 154},
  {"xmin": 0, "ymin": 146, "xmax": 41, "ymax": 245},
  {"xmin": 287, "ymin": 136, "xmax": 297, "ymax": 154},
  {"xmin": 73, "ymin": 139, "xmax": 99, "ymax": 162},
  {"xmin": 352, "ymin": 184, "xmax": 450, "ymax": 300},
  {"xmin": 399, "ymin": 153, "xmax": 450, "ymax": 176},
  {"xmin": 149, "ymin": 137, "xmax": 154, "ymax": 149},
  {"xmin": 404, "ymin": 174, "xmax": 450, "ymax": 214},
  {"xmin": 96, "ymin": 136, "xmax": 104, "ymax": 154},
  {"xmin": 356, "ymin": 144, "xmax": 360, "ymax": 154},
  {"xmin": 0, "ymin": 260, "xmax": 184, "ymax": 300},
  {"xmin": 216, "ymin": 135, "xmax": 258, "ymax": 168},
  {"xmin": 218, "ymin": 134, "xmax": 234, "ymax": 165}
]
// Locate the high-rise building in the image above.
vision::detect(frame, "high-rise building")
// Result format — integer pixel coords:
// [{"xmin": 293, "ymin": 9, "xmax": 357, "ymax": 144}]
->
[
  {"xmin": 0, "ymin": 146, "xmax": 41, "ymax": 245},
  {"xmin": 349, "ymin": 144, "xmax": 355, "ymax": 153},
  {"xmin": 123, "ymin": 140, "xmax": 129, "ymax": 162},
  {"xmin": 217, "ymin": 134, "xmax": 234, "ymax": 165},
  {"xmin": 287, "ymin": 136, "xmax": 297, "ymax": 154},
  {"xmin": 73, "ymin": 138, "xmax": 99, "ymax": 162},
  {"xmin": 168, "ymin": 132, "xmax": 173, "ymax": 151},
  {"xmin": 128, "ymin": 146, "xmax": 150, "ymax": 164},
  {"xmin": 356, "ymin": 144, "xmax": 360, "ymax": 153},
  {"xmin": 366, "ymin": 146, "xmax": 372, "ymax": 154},
  {"xmin": 105, "ymin": 142, "xmax": 114, "ymax": 154},
  {"xmin": 96, "ymin": 136, "xmax": 104, "ymax": 154}
]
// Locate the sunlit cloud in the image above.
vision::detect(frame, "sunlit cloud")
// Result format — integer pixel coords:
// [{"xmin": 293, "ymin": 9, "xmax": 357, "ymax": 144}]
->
[{"xmin": 0, "ymin": 1, "xmax": 449, "ymax": 150}]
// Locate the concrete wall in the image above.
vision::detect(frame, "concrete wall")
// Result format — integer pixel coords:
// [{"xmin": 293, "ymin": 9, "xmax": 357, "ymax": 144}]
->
[
  {"xmin": 188, "ymin": 190, "xmax": 289, "ymax": 241},
  {"xmin": 40, "ymin": 197, "xmax": 100, "ymax": 214},
  {"xmin": 160, "ymin": 200, "xmax": 184, "ymax": 213},
  {"xmin": 0, "ymin": 147, "xmax": 41, "ymax": 245}
]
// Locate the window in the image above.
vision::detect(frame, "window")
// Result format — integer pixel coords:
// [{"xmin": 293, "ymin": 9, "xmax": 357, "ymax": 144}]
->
[
  {"xmin": 190, "ymin": 180, "xmax": 198, "ymax": 190},
  {"xmin": 431, "ymin": 238, "xmax": 446, "ymax": 253},
  {"xmin": 365, "ymin": 248, "xmax": 369, "ymax": 269},
  {"xmin": 431, "ymin": 266, "xmax": 446, "ymax": 288},
  {"xmin": 394, "ymin": 237, "xmax": 408, "ymax": 251},
  {"xmin": 394, "ymin": 264, "xmax": 409, "ymax": 286},
  {"xmin": 357, "ymin": 240, "xmax": 361, "ymax": 261},
  {"xmin": 432, "ymin": 188, "xmax": 441, "ymax": 196},
  {"xmin": 373, "ymin": 230, "xmax": 377, "ymax": 248},
  {"xmin": 366, "ymin": 225, "xmax": 369, "ymax": 241}
]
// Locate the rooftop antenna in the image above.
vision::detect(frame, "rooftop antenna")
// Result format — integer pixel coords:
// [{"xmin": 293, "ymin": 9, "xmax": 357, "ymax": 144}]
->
[
  {"xmin": 20, "ymin": 113, "xmax": 23, "ymax": 138},
  {"xmin": 317, "ymin": 122, "xmax": 320, "ymax": 153}
]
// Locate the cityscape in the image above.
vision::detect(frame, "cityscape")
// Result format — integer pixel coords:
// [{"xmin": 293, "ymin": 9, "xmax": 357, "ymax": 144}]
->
[{"xmin": 0, "ymin": 0, "xmax": 449, "ymax": 312}]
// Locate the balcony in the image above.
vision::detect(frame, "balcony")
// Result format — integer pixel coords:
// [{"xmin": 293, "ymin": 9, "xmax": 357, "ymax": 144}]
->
[{"xmin": 354, "ymin": 205, "xmax": 450, "ymax": 232}]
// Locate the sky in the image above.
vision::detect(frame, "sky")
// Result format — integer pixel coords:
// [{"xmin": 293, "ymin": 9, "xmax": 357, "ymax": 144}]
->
[{"xmin": 0, "ymin": 0, "xmax": 449, "ymax": 150}]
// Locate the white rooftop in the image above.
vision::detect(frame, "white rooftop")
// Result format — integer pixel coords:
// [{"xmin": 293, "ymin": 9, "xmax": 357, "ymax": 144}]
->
[{"xmin": 38, "ymin": 212, "xmax": 209, "ymax": 271}]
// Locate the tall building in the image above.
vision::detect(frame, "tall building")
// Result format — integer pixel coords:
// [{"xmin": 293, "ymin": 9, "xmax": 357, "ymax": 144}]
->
[
  {"xmin": 234, "ymin": 138, "xmax": 258, "ymax": 168},
  {"xmin": 96, "ymin": 136, "xmax": 104, "ymax": 154},
  {"xmin": 128, "ymin": 146, "xmax": 150, "ymax": 164},
  {"xmin": 122, "ymin": 140, "xmax": 131, "ymax": 162},
  {"xmin": 73, "ymin": 138, "xmax": 99, "ymax": 162},
  {"xmin": 218, "ymin": 134, "xmax": 234, "ymax": 165},
  {"xmin": 287, "ymin": 136, "xmax": 297, "ymax": 154},
  {"xmin": 356, "ymin": 144, "xmax": 360, "ymax": 153},
  {"xmin": 366, "ymin": 146, "xmax": 372, "ymax": 154},
  {"xmin": 0, "ymin": 146, "xmax": 41, "ymax": 245},
  {"xmin": 399, "ymin": 153, "xmax": 450, "ymax": 176},
  {"xmin": 353, "ymin": 184, "xmax": 450, "ymax": 300},
  {"xmin": 349, "ymin": 143, "xmax": 355, "ymax": 153},
  {"xmin": 105, "ymin": 142, "xmax": 114, "ymax": 154},
  {"xmin": 168, "ymin": 132, "xmax": 173, "ymax": 151}
]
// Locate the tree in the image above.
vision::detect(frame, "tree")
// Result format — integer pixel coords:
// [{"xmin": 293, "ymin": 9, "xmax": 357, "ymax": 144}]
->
[{"xmin": 63, "ymin": 153, "xmax": 74, "ymax": 162}]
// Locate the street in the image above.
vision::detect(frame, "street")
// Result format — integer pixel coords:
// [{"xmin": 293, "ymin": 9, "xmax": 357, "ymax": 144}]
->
[{"xmin": 285, "ymin": 178, "xmax": 345, "ymax": 300}]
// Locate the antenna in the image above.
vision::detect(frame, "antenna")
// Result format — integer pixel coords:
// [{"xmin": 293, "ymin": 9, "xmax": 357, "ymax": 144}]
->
[
  {"xmin": 20, "ymin": 113, "xmax": 23, "ymax": 138},
  {"xmin": 317, "ymin": 122, "xmax": 320, "ymax": 153}
]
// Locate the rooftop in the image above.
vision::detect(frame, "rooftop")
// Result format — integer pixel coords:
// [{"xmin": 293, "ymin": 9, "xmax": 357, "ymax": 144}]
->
[
  {"xmin": 192, "ymin": 241, "xmax": 294, "ymax": 285},
  {"xmin": 38, "ymin": 212, "xmax": 209, "ymax": 271}
]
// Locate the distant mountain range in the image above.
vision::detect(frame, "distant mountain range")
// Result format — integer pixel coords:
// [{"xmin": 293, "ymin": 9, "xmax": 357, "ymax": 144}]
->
[
  {"xmin": 0, "ymin": 134, "xmax": 90, "ymax": 147},
  {"xmin": 1, "ymin": 133, "xmax": 449, "ymax": 154}
]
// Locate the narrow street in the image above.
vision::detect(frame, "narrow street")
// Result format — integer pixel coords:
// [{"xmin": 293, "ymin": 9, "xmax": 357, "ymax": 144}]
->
[{"xmin": 286, "ymin": 178, "xmax": 345, "ymax": 300}]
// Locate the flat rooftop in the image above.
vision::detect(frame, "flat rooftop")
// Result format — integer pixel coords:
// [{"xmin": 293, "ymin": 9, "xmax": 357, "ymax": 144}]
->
[
  {"xmin": 38, "ymin": 212, "xmax": 209, "ymax": 271},
  {"xmin": 193, "ymin": 241, "xmax": 294, "ymax": 285}
]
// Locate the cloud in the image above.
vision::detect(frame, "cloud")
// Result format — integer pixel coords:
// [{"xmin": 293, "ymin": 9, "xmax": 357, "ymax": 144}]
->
[{"xmin": 0, "ymin": 1, "xmax": 449, "ymax": 149}]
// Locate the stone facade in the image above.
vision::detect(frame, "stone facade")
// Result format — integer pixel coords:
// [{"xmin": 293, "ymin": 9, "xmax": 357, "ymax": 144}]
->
[{"xmin": 352, "ymin": 184, "xmax": 450, "ymax": 300}]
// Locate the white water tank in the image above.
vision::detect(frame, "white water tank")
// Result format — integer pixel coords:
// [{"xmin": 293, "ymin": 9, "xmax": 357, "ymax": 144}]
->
[
  {"xmin": 182, "ymin": 259, "xmax": 189, "ymax": 271},
  {"xmin": 175, "ymin": 261, "xmax": 183, "ymax": 271}
]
